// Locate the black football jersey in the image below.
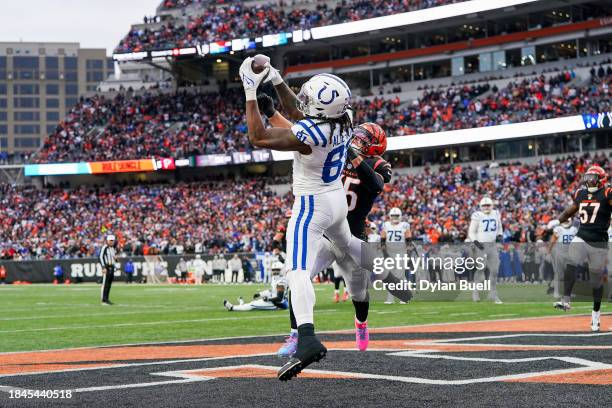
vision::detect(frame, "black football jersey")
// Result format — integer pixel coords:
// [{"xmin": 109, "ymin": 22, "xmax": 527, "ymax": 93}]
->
[
  {"xmin": 573, "ymin": 187, "xmax": 612, "ymax": 243},
  {"xmin": 342, "ymin": 156, "xmax": 392, "ymax": 240}
]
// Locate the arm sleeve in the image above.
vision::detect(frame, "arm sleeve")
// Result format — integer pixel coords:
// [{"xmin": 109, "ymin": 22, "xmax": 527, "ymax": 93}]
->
[
  {"xmin": 468, "ymin": 215, "xmax": 479, "ymax": 242},
  {"xmin": 497, "ymin": 212, "xmax": 504, "ymax": 237},
  {"xmin": 373, "ymin": 159, "xmax": 392, "ymax": 183},
  {"xmin": 99, "ymin": 247, "xmax": 106, "ymax": 267},
  {"xmin": 291, "ymin": 119, "xmax": 328, "ymax": 147},
  {"xmin": 354, "ymin": 158, "xmax": 385, "ymax": 194}
]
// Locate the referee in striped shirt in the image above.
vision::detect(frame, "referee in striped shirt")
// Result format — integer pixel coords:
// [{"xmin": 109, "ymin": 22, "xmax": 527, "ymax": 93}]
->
[{"xmin": 99, "ymin": 234, "xmax": 117, "ymax": 305}]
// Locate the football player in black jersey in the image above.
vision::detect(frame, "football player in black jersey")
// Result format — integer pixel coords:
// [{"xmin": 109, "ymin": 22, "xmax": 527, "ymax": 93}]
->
[{"xmin": 548, "ymin": 165, "xmax": 611, "ymax": 331}]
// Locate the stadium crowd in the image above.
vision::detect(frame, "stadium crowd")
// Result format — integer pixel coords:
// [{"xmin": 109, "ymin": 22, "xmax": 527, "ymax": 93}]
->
[
  {"xmin": 34, "ymin": 88, "xmax": 251, "ymax": 163},
  {"xmin": 31, "ymin": 64, "xmax": 611, "ymax": 163},
  {"xmin": 356, "ymin": 66, "xmax": 612, "ymax": 135},
  {"xmin": 2, "ymin": 152, "xmax": 609, "ymax": 260},
  {"xmin": 0, "ymin": 179, "xmax": 292, "ymax": 260},
  {"xmin": 117, "ymin": 0, "xmax": 464, "ymax": 53}
]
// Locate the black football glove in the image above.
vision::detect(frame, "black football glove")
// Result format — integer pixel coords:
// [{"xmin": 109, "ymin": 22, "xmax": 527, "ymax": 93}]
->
[
  {"xmin": 474, "ymin": 240, "xmax": 484, "ymax": 250},
  {"xmin": 346, "ymin": 145, "xmax": 359, "ymax": 161},
  {"xmin": 496, "ymin": 235, "xmax": 503, "ymax": 243},
  {"xmin": 257, "ymin": 93, "xmax": 276, "ymax": 118}
]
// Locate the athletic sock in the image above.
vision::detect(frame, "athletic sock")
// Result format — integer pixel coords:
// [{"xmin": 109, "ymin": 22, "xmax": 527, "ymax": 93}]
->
[
  {"xmin": 593, "ymin": 286, "xmax": 603, "ymax": 312},
  {"xmin": 288, "ymin": 292, "xmax": 298, "ymax": 330},
  {"xmin": 562, "ymin": 264, "xmax": 576, "ymax": 301},
  {"xmin": 352, "ymin": 300, "xmax": 369, "ymax": 323},
  {"xmin": 297, "ymin": 323, "xmax": 315, "ymax": 338}
]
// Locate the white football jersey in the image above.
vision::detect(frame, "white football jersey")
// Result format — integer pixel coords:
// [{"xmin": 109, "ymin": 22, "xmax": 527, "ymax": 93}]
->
[
  {"xmin": 368, "ymin": 232, "xmax": 381, "ymax": 243},
  {"xmin": 608, "ymin": 226, "xmax": 612, "ymax": 242},
  {"xmin": 383, "ymin": 221, "xmax": 410, "ymax": 243},
  {"xmin": 553, "ymin": 225, "xmax": 578, "ymax": 245},
  {"xmin": 469, "ymin": 210, "xmax": 502, "ymax": 243},
  {"xmin": 290, "ymin": 117, "xmax": 352, "ymax": 196}
]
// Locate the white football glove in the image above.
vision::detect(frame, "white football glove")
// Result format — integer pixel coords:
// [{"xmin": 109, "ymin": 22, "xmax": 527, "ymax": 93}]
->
[
  {"xmin": 546, "ymin": 219, "xmax": 560, "ymax": 230},
  {"xmin": 239, "ymin": 57, "xmax": 270, "ymax": 101},
  {"xmin": 265, "ymin": 66, "xmax": 283, "ymax": 86}
]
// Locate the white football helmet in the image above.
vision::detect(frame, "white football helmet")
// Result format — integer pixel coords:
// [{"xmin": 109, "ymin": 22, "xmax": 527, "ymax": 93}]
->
[
  {"xmin": 479, "ymin": 197, "xmax": 493, "ymax": 214},
  {"xmin": 561, "ymin": 219, "xmax": 572, "ymax": 228},
  {"xmin": 389, "ymin": 207, "xmax": 402, "ymax": 223},
  {"xmin": 296, "ymin": 73, "xmax": 351, "ymax": 119}
]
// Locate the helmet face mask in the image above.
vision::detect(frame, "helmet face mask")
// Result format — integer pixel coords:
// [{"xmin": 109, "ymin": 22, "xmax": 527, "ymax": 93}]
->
[
  {"xmin": 583, "ymin": 166, "xmax": 606, "ymax": 193},
  {"xmin": 389, "ymin": 207, "xmax": 401, "ymax": 224},
  {"xmin": 351, "ymin": 123, "xmax": 387, "ymax": 157},
  {"xmin": 479, "ymin": 197, "xmax": 493, "ymax": 214}
]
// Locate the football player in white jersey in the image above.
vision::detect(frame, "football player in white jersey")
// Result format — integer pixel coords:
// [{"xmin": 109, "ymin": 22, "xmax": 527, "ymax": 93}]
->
[
  {"xmin": 548, "ymin": 220, "xmax": 578, "ymax": 299},
  {"xmin": 223, "ymin": 262, "xmax": 288, "ymax": 311},
  {"xmin": 367, "ymin": 222, "xmax": 381, "ymax": 243},
  {"xmin": 240, "ymin": 55, "xmax": 363, "ymax": 380},
  {"xmin": 468, "ymin": 197, "xmax": 503, "ymax": 304},
  {"xmin": 381, "ymin": 207, "xmax": 412, "ymax": 304}
]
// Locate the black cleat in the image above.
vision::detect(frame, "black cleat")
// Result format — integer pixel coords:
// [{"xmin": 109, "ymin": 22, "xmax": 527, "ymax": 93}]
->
[{"xmin": 277, "ymin": 338, "xmax": 327, "ymax": 381}]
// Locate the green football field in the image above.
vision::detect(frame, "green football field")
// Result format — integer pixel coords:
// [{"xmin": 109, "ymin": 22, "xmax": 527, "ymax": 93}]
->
[{"xmin": 0, "ymin": 283, "xmax": 606, "ymax": 353}]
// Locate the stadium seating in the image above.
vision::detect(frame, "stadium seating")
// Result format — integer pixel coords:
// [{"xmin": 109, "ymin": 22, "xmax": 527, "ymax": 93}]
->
[
  {"xmin": 116, "ymin": 0, "xmax": 464, "ymax": 53},
  {"xmin": 2, "ymin": 152, "xmax": 608, "ymax": 260},
  {"xmin": 31, "ymin": 62, "xmax": 611, "ymax": 163},
  {"xmin": 0, "ymin": 179, "xmax": 292, "ymax": 260}
]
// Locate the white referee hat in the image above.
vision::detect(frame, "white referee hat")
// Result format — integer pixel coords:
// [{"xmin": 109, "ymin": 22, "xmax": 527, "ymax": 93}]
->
[{"xmin": 106, "ymin": 234, "xmax": 116, "ymax": 242}]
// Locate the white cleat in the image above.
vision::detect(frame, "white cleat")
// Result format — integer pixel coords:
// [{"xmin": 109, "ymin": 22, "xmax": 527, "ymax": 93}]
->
[
  {"xmin": 591, "ymin": 311, "xmax": 601, "ymax": 332},
  {"xmin": 553, "ymin": 301, "xmax": 571, "ymax": 311},
  {"xmin": 384, "ymin": 301, "xmax": 393, "ymax": 305},
  {"xmin": 494, "ymin": 297, "xmax": 503, "ymax": 305}
]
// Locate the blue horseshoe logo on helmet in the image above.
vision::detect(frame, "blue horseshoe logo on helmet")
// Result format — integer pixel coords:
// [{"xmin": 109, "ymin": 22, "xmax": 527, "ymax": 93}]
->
[{"xmin": 318, "ymin": 85, "xmax": 339, "ymax": 105}]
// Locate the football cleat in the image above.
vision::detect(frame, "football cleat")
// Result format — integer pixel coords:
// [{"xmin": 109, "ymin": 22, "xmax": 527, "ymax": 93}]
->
[
  {"xmin": 355, "ymin": 319, "xmax": 369, "ymax": 351},
  {"xmin": 342, "ymin": 291, "xmax": 349, "ymax": 302},
  {"xmin": 553, "ymin": 301, "xmax": 571, "ymax": 311},
  {"xmin": 333, "ymin": 293, "xmax": 340, "ymax": 303},
  {"xmin": 223, "ymin": 300, "xmax": 234, "ymax": 311},
  {"xmin": 277, "ymin": 332, "xmax": 298, "ymax": 357},
  {"xmin": 591, "ymin": 311, "xmax": 601, "ymax": 332},
  {"xmin": 278, "ymin": 337, "xmax": 327, "ymax": 381}
]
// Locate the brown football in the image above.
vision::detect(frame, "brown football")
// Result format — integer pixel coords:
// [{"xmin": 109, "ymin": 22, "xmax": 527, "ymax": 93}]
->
[{"xmin": 251, "ymin": 54, "xmax": 269, "ymax": 74}]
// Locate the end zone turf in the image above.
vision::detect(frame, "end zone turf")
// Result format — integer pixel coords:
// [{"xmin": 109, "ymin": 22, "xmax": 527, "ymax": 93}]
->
[{"xmin": 0, "ymin": 315, "xmax": 610, "ymax": 408}]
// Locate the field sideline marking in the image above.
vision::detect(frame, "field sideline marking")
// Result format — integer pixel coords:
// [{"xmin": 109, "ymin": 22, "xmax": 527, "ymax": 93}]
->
[
  {"xmin": 0, "ymin": 309, "xmax": 343, "ymax": 334},
  {"xmin": 1, "ymin": 332, "xmax": 610, "ymax": 380},
  {"xmin": 0, "ymin": 313, "xmax": 607, "ymax": 355}
]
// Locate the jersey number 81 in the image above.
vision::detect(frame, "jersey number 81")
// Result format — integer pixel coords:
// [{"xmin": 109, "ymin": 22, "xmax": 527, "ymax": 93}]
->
[{"xmin": 322, "ymin": 145, "xmax": 346, "ymax": 183}]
